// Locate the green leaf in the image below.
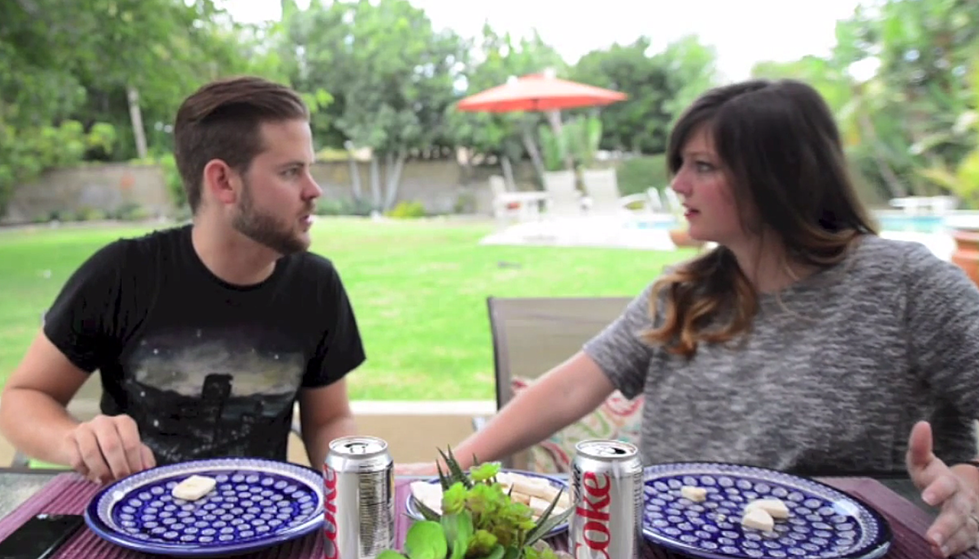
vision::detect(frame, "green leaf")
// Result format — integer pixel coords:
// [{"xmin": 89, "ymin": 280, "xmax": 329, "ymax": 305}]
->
[
  {"xmin": 414, "ymin": 498, "xmax": 442, "ymax": 522},
  {"xmin": 442, "ymin": 483, "xmax": 467, "ymax": 515},
  {"xmin": 469, "ymin": 462, "xmax": 500, "ymax": 483},
  {"xmin": 437, "ymin": 462, "xmax": 451, "ymax": 491},
  {"xmin": 525, "ymin": 488, "xmax": 573, "ymax": 547},
  {"xmin": 524, "ymin": 506, "xmax": 572, "ymax": 548},
  {"xmin": 483, "ymin": 544, "xmax": 506, "ymax": 559},
  {"xmin": 377, "ymin": 551, "xmax": 409, "ymax": 559},
  {"xmin": 468, "ymin": 529, "xmax": 500, "ymax": 557},
  {"xmin": 442, "ymin": 510, "xmax": 474, "ymax": 559},
  {"xmin": 404, "ymin": 520, "xmax": 448, "ymax": 559},
  {"xmin": 438, "ymin": 447, "xmax": 473, "ymax": 489}
]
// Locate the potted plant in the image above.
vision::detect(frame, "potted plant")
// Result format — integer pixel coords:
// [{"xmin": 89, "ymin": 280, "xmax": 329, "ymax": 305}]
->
[
  {"xmin": 379, "ymin": 449, "xmax": 573, "ymax": 559},
  {"xmin": 667, "ymin": 204, "xmax": 705, "ymax": 250},
  {"xmin": 668, "ymin": 226, "xmax": 706, "ymax": 249}
]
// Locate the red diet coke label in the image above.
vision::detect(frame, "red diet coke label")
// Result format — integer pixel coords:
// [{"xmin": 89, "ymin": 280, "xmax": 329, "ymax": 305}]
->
[{"xmin": 323, "ymin": 465, "xmax": 340, "ymax": 559}]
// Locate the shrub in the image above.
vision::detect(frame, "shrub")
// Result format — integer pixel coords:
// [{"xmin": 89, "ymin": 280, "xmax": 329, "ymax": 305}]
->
[
  {"xmin": 615, "ymin": 154, "xmax": 669, "ymax": 196},
  {"xmin": 316, "ymin": 197, "xmax": 375, "ymax": 216},
  {"xmin": 385, "ymin": 201, "xmax": 427, "ymax": 219}
]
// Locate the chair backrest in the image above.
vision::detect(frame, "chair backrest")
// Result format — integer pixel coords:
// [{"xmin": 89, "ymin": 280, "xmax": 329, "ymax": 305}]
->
[
  {"xmin": 486, "ymin": 296, "xmax": 633, "ymax": 469},
  {"xmin": 580, "ymin": 169, "xmax": 621, "ymax": 214},
  {"xmin": 662, "ymin": 188, "xmax": 683, "ymax": 213},
  {"xmin": 541, "ymin": 171, "xmax": 581, "ymax": 216},
  {"xmin": 646, "ymin": 187, "xmax": 665, "ymax": 212}
]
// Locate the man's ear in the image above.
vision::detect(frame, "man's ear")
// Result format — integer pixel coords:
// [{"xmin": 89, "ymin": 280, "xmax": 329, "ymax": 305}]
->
[{"xmin": 202, "ymin": 160, "xmax": 241, "ymax": 206}]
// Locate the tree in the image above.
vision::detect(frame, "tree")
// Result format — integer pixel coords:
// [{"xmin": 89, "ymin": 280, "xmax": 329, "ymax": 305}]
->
[
  {"xmin": 571, "ymin": 35, "xmax": 718, "ymax": 155},
  {"xmin": 284, "ymin": 0, "xmax": 468, "ymax": 211},
  {"xmin": 833, "ymin": 0, "xmax": 979, "ymax": 197}
]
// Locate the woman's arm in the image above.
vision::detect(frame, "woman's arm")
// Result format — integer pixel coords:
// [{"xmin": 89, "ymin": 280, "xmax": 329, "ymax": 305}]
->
[{"xmin": 450, "ymin": 351, "xmax": 616, "ymax": 469}]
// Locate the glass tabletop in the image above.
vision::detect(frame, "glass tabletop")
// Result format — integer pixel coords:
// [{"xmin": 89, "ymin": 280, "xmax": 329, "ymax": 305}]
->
[{"xmin": 0, "ymin": 469, "xmax": 62, "ymax": 519}]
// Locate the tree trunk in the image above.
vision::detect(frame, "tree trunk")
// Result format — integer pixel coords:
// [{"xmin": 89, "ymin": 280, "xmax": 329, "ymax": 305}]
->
[
  {"xmin": 521, "ymin": 128, "xmax": 546, "ymax": 184},
  {"xmin": 383, "ymin": 149, "xmax": 406, "ymax": 211},
  {"xmin": 126, "ymin": 85, "xmax": 148, "ymax": 159},
  {"xmin": 501, "ymin": 155, "xmax": 516, "ymax": 190},
  {"xmin": 369, "ymin": 156, "xmax": 382, "ymax": 210},
  {"xmin": 346, "ymin": 150, "xmax": 363, "ymax": 201}
]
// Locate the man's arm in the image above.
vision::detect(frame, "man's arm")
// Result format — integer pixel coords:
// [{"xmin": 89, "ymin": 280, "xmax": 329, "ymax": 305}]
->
[
  {"xmin": 0, "ymin": 330, "xmax": 90, "ymax": 464},
  {"xmin": 0, "ymin": 330, "xmax": 154, "ymax": 481},
  {"xmin": 298, "ymin": 378, "xmax": 357, "ymax": 468},
  {"xmin": 1, "ymin": 239, "xmax": 154, "ymax": 481}
]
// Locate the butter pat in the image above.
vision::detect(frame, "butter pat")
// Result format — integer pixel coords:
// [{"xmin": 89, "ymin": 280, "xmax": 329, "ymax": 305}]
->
[
  {"xmin": 171, "ymin": 474, "xmax": 217, "ymax": 501},
  {"xmin": 745, "ymin": 498, "xmax": 790, "ymax": 519},
  {"xmin": 741, "ymin": 508, "xmax": 775, "ymax": 532},
  {"xmin": 680, "ymin": 486, "xmax": 707, "ymax": 502}
]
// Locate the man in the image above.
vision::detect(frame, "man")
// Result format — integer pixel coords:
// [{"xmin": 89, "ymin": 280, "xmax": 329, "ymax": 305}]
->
[{"xmin": 0, "ymin": 76, "xmax": 365, "ymax": 483}]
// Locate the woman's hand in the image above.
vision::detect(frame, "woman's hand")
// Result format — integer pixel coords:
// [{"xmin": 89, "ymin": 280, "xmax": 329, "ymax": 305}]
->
[{"xmin": 906, "ymin": 421, "xmax": 979, "ymax": 558}]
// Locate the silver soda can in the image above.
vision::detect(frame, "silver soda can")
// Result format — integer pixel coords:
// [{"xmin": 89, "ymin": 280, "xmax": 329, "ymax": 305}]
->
[
  {"xmin": 323, "ymin": 436, "xmax": 395, "ymax": 559},
  {"xmin": 569, "ymin": 439, "xmax": 643, "ymax": 559}
]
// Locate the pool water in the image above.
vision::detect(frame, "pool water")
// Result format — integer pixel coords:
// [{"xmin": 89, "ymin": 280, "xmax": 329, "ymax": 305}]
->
[
  {"xmin": 875, "ymin": 215, "xmax": 948, "ymax": 234},
  {"xmin": 630, "ymin": 218, "xmax": 679, "ymax": 230},
  {"xmin": 631, "ymin": 214, "xmax": 959, "ymax": 235}
]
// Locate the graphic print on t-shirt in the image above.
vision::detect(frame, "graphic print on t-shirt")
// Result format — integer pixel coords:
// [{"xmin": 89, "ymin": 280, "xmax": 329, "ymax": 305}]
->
[{"xmin": 122, "ymin": 327, "xmax": 305, "ymax": 465}]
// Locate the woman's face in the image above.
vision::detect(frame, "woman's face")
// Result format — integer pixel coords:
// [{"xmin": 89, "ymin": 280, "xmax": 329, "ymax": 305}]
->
[{"xmin": 670, "ymin": 127, "xmax": 750, "ymax": 245}]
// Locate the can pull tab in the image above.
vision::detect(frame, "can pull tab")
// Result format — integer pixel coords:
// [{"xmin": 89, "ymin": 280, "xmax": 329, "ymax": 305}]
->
[
  {"xmin": 595, "ymin": 446, "xmax": 629, "ymax": 457},
  {"xmin": 346, "ymin": 442, "xmax": 371, "ymax": 454},
  {"xmin": 598, "ymin": 446, "xmax": 627, "ymax": 456}
]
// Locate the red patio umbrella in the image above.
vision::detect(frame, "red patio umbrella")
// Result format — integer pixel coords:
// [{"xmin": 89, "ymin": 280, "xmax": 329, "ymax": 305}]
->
[{"xmin": 456, "ymin": 72, "xmax": 628, "ymax": 113}]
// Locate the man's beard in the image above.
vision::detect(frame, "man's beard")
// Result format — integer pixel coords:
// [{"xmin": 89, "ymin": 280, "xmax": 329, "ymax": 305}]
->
[{"xmin": 231, "ymin": 178, "xmax": 310, "ymax": 256}]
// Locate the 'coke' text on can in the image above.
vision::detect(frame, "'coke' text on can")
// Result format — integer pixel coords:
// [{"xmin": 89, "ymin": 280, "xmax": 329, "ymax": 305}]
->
[
  {"xmin": 323, "ymin": 436, "xmax": 395, "ymax": 559},
  {"xmin": 570, "ymin": 439, "xmax": 643, "ymax": 559}
]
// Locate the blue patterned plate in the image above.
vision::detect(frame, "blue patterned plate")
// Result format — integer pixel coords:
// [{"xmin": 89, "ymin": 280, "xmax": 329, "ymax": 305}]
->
[
  {"xmin": 84, "ymin": 458, "xmax": 324, "ymax": 557},
  {"xmin": 405, "ymin": 469, "xmax": 571, "ymax": 535},
  {"xmin": 641, "ymin": 462, "xmax": 893, "ymax": 559}
]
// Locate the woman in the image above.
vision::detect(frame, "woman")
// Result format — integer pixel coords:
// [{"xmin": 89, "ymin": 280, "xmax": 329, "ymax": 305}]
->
[{"xmin": 410, "ymin": 79, "xmax": 979, "ymax": 557}]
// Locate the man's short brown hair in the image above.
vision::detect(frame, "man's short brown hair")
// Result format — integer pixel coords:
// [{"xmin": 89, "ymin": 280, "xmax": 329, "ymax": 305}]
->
[{"xmin": 173, "ymin": 76, "xmax": 309, "ymax": 213}]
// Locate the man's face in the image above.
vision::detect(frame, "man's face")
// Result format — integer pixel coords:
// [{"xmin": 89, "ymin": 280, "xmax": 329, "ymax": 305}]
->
[{"xmin": 231, "ymin": 119, "xmax": 321, "ymax": 255}]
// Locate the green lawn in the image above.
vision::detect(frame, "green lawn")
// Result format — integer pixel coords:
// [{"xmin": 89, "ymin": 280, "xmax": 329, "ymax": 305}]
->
[{"xmin": 0, "ymin": 218, "xmax": 692, "ymax": 400}]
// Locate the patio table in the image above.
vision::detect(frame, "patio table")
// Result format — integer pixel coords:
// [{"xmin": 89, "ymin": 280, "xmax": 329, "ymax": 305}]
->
[{"xmin": 0, "ymin": 467, "xmax": 974, "ymax": 559}]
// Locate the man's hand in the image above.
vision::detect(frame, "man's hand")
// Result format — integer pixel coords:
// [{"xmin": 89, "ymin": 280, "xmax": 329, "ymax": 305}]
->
[
  {"xmin": 63, "ymin": 414, "xmax": 156, "ymax": 483},
  {"xmin": 906, "ymin": 420, "xmax": 979, "ymax": 558}
]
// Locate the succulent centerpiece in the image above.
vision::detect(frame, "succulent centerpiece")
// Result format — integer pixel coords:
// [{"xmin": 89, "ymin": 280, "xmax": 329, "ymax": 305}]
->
[{"xmin": 379, "ymin": 449, "xmax": 574, "ymax": 559}]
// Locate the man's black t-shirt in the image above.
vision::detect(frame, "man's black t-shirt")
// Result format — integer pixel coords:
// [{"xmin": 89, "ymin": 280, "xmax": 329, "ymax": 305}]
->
[{"xmin": 42, "ymin": 224, "xmax": 366, "ymax": 465}]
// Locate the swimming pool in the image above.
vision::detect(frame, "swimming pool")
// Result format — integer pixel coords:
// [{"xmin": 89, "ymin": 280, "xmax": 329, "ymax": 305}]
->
[
  {"xmin": 631, "ymin": 212, "xmax": 979, "ymax": 234},
  {"xmin": 874, "ymin": 214, "xmax": 949, "ymax": 234}
]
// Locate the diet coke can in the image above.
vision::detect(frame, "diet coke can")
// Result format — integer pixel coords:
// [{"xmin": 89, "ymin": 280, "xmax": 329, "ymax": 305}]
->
[
  {"xmin": 323, "ymin": 436, "xmax": 395, "ymax": 559},
  {"xmin": 569, "ymin": 439, "xmax": 643, "ymax": 559}
]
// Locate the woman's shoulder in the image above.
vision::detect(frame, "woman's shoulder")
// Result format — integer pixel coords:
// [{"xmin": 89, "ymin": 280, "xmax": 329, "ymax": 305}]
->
[{"xmin": 849, "ymin": 234, "xmax": 966, "ymax": 287}]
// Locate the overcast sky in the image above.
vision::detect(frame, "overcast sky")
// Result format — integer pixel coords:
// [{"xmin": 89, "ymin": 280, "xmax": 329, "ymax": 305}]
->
[{"xmin": 219, "ymin": 0, "xmax": 863, "ymax": 82}]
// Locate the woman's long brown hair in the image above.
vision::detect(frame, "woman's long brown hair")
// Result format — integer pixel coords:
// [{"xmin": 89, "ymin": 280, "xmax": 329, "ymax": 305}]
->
[{"xmin": 643, "ymin": 79, "xmax": 878, "ymax": 358}]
